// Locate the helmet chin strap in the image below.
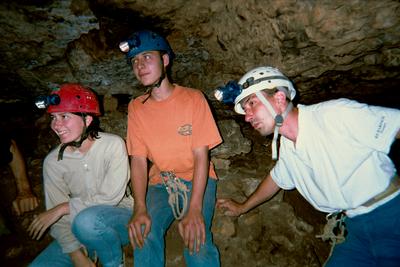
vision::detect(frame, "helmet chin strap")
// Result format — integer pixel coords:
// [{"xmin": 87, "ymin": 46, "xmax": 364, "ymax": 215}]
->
[
  {"xmin": 151, "ymin": 70, "xmax": 165, "ymax": 88},
  {"xmin": 255, "ymin": 91, "xmax": 293, "ymax": 160}
]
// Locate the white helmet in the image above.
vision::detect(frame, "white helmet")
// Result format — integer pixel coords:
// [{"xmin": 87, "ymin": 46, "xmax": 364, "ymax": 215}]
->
[
  {"xmin": 234, "ymin": 66, "xmax": 295, "ymax": 160},
  {"xmin": 234, "ymin": 66, "xmax": 296, "ymax": 114}
]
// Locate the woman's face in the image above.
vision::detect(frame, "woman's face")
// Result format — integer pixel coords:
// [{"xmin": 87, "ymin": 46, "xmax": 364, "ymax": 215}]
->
[{"xmin": 50, "ymin": 112, "xmax": 86, "ymax": 144}]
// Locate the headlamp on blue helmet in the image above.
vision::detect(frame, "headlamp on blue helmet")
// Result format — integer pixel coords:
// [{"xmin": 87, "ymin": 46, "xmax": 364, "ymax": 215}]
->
[
  {"xmin": 214, "ymin": 80, "xmax": 242, "ymax": 104},
  {"xmin": 119, "ymin": 30, "xmax": 175, "ymax": 64}
]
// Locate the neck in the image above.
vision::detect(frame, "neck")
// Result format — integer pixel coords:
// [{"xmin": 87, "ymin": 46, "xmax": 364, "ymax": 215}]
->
[
  {"xmin": 65, "ymin": 137, "xmax": 94, "ymax": 154},
  {"xmin": 279, "ymin": 107, "xmax": 298, "ymax": 143},
  {"xmin": 151, "ymin": 79, "xmax": 174, "ymax": 101}
]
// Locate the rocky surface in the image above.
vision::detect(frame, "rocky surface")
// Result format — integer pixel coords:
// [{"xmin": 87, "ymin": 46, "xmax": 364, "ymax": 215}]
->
[{"xmin": 0, "ymin": 0, "xmax": 399, "ymax": 266}]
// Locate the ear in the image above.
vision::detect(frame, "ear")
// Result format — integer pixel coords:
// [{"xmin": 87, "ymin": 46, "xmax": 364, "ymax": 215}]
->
[
  {"xmin": 273, "ymin": 91, "xmax": 287, "ymax": 112},
  {"xmin": 162, "ymin": 53, "xmax": 170, "ymax": 68},
  {"xmin": 85, "ymin": 115, "xmax": 93, "ymax": 127}
]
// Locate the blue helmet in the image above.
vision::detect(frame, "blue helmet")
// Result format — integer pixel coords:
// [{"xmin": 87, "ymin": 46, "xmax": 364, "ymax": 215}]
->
[{"xmin": 119, "ymin": 30, "xmax": 175, "ymax": 63}]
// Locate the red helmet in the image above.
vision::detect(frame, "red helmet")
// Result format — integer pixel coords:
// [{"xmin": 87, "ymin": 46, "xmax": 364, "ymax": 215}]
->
[{"xmin": 47, "ymin": 83, "xmax": 101, "ymax": 116}]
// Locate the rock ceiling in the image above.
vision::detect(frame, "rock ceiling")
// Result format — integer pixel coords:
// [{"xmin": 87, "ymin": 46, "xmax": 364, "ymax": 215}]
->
[{"xmin": 0, "ymin": 0, "xmax": 399, "ymax": 107}]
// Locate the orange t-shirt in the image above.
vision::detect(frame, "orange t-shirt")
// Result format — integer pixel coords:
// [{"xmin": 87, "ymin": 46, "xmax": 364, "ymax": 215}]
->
[{"xmin": 126, "ymin": 85, "xmax": 222, "ymax": 185}]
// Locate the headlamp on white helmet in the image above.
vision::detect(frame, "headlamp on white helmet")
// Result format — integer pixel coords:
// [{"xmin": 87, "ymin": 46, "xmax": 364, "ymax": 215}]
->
[{"xmin": 214, "ymin": 66, "xmax": 296, "ymax": 160}]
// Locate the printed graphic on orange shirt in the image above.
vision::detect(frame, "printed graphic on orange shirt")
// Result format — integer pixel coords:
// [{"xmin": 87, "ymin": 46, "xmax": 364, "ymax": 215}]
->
[{"xmin": 178, "ymin": 124, "xmax": 192, "ymax": 136}]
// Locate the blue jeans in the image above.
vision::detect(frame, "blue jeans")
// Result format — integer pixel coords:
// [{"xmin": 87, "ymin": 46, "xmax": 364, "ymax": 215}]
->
[
  {"xmin": 29, "ymin": 205, "xmax": 131, "ymax": 267},
  {"xmin": 325, "ymin": 193, "xmax": 400, "ymax": 267},
  {"xmin": 29, "ymin": 240, "xmax": 75, "ymax": 267},
  {"xmin": 134, "ymin": 178, "xmax": 220, "ymax": 267}
]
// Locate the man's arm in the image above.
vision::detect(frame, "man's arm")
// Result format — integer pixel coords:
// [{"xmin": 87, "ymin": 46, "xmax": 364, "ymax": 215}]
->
[
  {"xmin": 178, "ymin": 146, "xmax": 208, "ymax": 254},
  {"xmin": 217, "ymin": 173, "xmax": 281, "ymax": 216},
  {"xmin": 128, "ymin": 156, "xmax": 150, "ymax": 249},
  {"xmin": 396, "ymin": 129, "xmax": 400, "ymax": 139},
  {"xmin": 9, "ymin": 139, "xmax": 38, "ymax": 215}
]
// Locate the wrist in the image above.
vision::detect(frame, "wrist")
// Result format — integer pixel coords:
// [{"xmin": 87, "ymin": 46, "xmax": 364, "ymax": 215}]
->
[
  {"xmin": 188, "ymin": 201, "xmax": 203, "ymax": 213},
  {"xmin": 17, "ymin": 188, "xmax": 33, "ymax": 196},
  {"xmin": 134, "ymin": 203, "xmax": 147, "ymax": 213},
  {"xmin": 57, "ymin": 202, "xmax": 70, "ymax": 216},
  {"xmin": 241, "ymin": 202, "xmax": 250, "ymax": 214}
]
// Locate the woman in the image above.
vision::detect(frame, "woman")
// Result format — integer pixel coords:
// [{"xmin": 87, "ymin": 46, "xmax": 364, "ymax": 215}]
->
[{"xmin": 29, "ymin": 83, "xmax": 133, "ymax": 267}]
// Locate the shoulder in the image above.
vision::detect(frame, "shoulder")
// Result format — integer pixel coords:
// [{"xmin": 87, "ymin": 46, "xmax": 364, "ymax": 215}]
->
[
  {"xmin": 299, "ymin": 98, "xmax": 367, "ymax": 116},
  {"xmin": 44, "ymin": 146, "xmax": 59, "ymax": 163},
  {"xmin": 128, "ymin": 95, "xmax": 146, "ymax": 110},
  {"xmin": 175, "ymin": 85, "xmax": 204, "ymax": 98},
  {"xmin": 43, "ymin": 146, "xmax": 62, "ymax": 173},
  {"xmin": 97, "ymin": 132, "xmax": 125, "ymax": 146}
]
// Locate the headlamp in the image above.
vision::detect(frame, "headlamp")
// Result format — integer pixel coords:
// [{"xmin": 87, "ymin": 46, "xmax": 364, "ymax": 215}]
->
[
  {"xmin": 119, "ymin": 34, "xmax": 141, "ymax": 53},
  {"xmin": 34, "ymin": 94, "xmax": 60, "ymax": 109},
  {"xmin": 119, "ymin": 41, "xmax": 130, "ymax": 53},
  {"xmin": 214, "ymin": 80, "xmax": 242, "ymax": 104}
]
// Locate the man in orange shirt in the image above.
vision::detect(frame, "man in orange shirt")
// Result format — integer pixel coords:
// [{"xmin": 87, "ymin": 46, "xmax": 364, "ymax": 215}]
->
[{"xmin": 120, "ymin": 30, "xmax": 222, "ymax": 267}]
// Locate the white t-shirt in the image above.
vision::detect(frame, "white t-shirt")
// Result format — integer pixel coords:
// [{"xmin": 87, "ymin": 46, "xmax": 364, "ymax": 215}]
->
[{"xmin": 271, "ymin": 98, "xmax": 400, "ymax": 217}]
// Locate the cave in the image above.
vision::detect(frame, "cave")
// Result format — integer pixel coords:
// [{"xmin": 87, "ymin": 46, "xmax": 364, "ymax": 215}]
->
[{"xmin": 1, "ymin": 0, "xmax": 399, "ymax": 266}]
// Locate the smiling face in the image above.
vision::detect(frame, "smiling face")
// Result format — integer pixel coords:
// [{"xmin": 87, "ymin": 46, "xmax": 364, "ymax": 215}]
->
[
  {"xmin": 241, "ymin": 93, "xmax": 276, "ymax": 136},
  {"xmin": 131, "ymin": 50, "xmax": 168, "ymax": 87},
  {"xmin": 50, "ymin": 112, "xmax": 92, "ymax": 144}
]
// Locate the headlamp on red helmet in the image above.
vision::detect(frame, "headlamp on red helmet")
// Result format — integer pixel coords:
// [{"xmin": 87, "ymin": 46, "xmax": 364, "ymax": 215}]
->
[{"xmin": 35, "ymin": 94, "xmax": 60, "ymax": 109}]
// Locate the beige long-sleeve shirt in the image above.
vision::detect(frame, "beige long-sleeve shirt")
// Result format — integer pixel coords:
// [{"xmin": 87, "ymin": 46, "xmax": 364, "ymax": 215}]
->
[{"xmin": 43, "ymin": 132, "xmax": 133, "ymax": 253}]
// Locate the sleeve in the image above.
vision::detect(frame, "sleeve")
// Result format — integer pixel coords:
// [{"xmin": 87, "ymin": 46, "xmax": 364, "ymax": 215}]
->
[
  {"xmin": 270, "ymin": 145, "xmax": 296, "ymax": 190},
  {"xmin": 337, "ymin": 99, "xmax": 400, "ymax": 153},
  {"xmin": 126, "ymin": 100, "xmax": 148, "ymax": 157},
  {"xmin": 43, "ymin": 154, "xmax": 81, "ymax": 253},
  {"xmin": 191, "ymin": 91, "xmax": 222, "ymax": 150},
  {"xmin": 69, "ymin": 136, "xmax": 130, "ymax": 219}
]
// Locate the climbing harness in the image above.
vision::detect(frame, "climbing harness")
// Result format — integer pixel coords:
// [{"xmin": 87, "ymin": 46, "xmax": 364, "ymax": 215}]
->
[
  {"xmin": 160, "ymin": 171, "xmax": 190, "ymax": 220},
  {"xmin": 316, "ymin": 211, "xmax": 347, "ymax": 266}
]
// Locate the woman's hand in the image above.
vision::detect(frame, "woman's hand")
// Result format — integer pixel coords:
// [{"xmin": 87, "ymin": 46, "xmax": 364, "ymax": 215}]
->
[{"xmin": 28, "ymin": 202, "xmax": 68, "ymax": 240}]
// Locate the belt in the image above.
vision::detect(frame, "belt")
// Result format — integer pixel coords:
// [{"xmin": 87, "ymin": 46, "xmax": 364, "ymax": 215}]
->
[{"xmin": 361, "ymin": 174, "xmax": 400, "ymax": 207}]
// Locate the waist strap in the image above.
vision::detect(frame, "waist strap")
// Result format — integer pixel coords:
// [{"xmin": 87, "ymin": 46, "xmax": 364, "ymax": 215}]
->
[{"xmin": 362, "ymin": 174, "xmax": 400, "ymax": 207}]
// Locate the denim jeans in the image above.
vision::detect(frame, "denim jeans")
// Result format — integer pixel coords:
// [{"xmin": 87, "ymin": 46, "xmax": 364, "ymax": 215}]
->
[
  {"xmin": 29, "ymin": 240, "xmax": 74, "ymax": 267},
  {"xmin": 325, "ymin": 193, "xmax": 400, "ymax": 267},
  {"xmin": 29, "ymin": 205, "xmax": 132, "ymax": 267},
  {"xmin": 134, "ymin": 178, "xmax": 220, "ymax": 267}
]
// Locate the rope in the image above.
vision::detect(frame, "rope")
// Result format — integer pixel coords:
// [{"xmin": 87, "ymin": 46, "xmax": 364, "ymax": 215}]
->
[
  {"xmin": 316, "ymin": 212, "xmax": 347, "ymax": 266},
  {"xmin": 160, "ymin": 171, "xmax": 189, "ymax": 220}
]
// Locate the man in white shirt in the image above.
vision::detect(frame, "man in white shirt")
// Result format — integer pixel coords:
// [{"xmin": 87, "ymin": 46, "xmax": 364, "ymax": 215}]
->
[{"xmin": 216, "ymin": 66, "xmax": 400, "ymax": 267}]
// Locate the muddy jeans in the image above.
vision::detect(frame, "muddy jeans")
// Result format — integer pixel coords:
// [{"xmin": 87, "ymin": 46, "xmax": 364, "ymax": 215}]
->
[
  {"xmin": 134, "ymin": 177, "xmax": 220, "ymax": 267},
  {"xmin": 29, "ymin": 205, "xmax": 131, "ymax": 267},
  {"xmin": 325, "ymin": 193, "xmax": 400, "ymax": 267}
]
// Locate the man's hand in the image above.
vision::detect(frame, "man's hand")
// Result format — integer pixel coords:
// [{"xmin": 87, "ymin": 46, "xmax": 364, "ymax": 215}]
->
[
  {"xmin": 12, "ymin": 191, "xmax": 39, "ymax": 216},
  {"xmin": 28, "ymin": 203, "xmax": 67, "ymax": 240},
  {"xmin": 216, "ymin": 198, "xmax": 246, "ymax": 217},
  {"xmin": 128, "ymin": 210, "xmax": 151, "ymax": 249},
  {"xmin": 178, "ymin": 208, "xmax": 205, "ymax": 254}
]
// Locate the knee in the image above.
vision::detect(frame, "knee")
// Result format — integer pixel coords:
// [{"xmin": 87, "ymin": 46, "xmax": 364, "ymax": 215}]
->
[{"xmin": 72, "ymin": 206, "xmax": 101, "ymax": 237}]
